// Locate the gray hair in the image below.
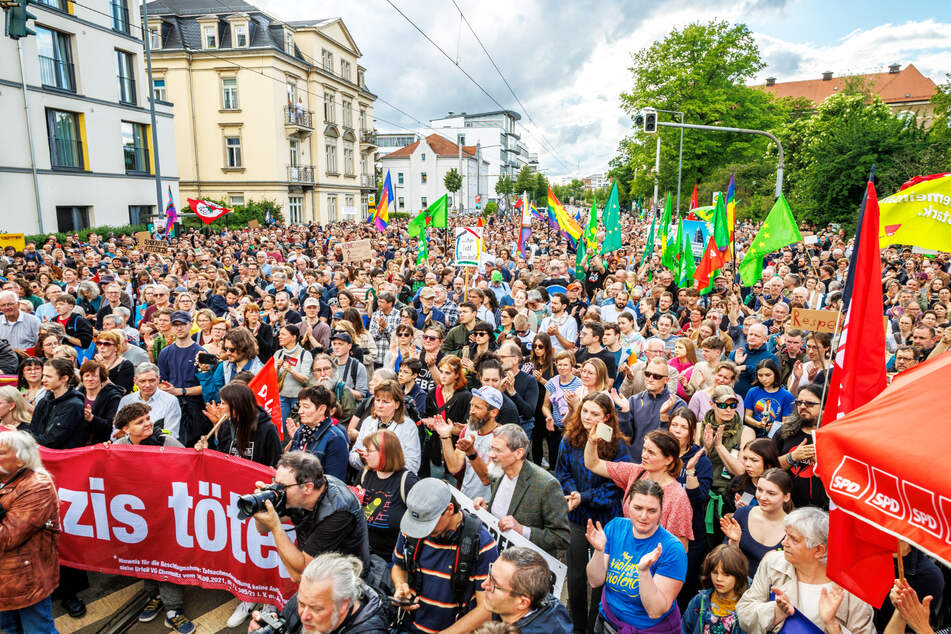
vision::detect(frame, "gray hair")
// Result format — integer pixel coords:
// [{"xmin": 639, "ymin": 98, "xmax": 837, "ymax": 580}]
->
[
  {"xmin": 784, "ymin": 507, "xmax": 829, "ymax": 561},
  {"xmin": 78, "ymin": 280, "xmax": 100, "ymax": 298},
  {"xmin": 0, "ymin": 290, "xmax": 19, "ymax": 305},
  {"xmin": 644, "ymin": 337, "xmax": 665, "ymax": 351},
  {"xmin": 300, "ymin": 553, "xmax": 363, "ymax": 608},
  {"xmin": 0, "ymin": 430, "xmax": 48, "ymax": 476},
  {"xmin": 112, "ymin": 306, "xmax": 131, "ymax": 324},
  {"xmin": 134, "ymin": 362, "xmax": 160, "ymax": 378},
  {"xmin": 494, "ymin": 423, "xmax": 530, "ymax": 453},
  {"xmin": 373, "ymin": 368, "xmax": 396, "ymax": 382},
  {"xmin": 151, "ymin": 284, "xmax": 169, "ymax": 294}
]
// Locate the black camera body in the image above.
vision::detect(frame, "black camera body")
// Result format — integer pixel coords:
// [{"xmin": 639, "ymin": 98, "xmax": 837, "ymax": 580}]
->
[
  {"xmin": 253, "ymin": 611, "xmax": 288, "ymax": 634},
  {"xmin": 236, "ymin": 483, "xmax": 287, "ymax": 520}
]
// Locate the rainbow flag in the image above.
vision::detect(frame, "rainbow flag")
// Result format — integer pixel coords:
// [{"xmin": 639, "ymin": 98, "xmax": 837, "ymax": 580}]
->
[
  {"xmin": 371, "ymin": 171, "xmax": 394, "ymax": 231},
  {"xmin": 547, "ymin": 186, "xmax": 582, "ymax": 242},
  {"xmin": 726, "ymin": 173, "xmax": 736, "ymax": 236},
  {"xmin": 529, "ymin": 202, "xmax": 545, "ymax": 221}
]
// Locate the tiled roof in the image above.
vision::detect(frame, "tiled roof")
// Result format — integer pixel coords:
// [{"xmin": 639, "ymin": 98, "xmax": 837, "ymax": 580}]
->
[
  {"xmin": 756, "ymin": 64, "xmax": 937, "ymax": 105},
  {"xmin": 380, "ymin": 134, "xmax": 477, "ymax": 159}
]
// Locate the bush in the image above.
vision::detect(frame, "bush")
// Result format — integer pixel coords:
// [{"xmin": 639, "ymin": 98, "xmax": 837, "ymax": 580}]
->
[
  {"xmin": 25, "ymin": 224, "xmax": 149, "ymax": 245},
  {"xmin": 180, "ymin": 198, "xmax": 284, "ymax": 228},
  {"xmin": 482, "ymin": 202, "xmax": 498, "ymax": 217},
  {"xmin": 390, "ymin": 212, "xmax": 411, "ymax": 220}
]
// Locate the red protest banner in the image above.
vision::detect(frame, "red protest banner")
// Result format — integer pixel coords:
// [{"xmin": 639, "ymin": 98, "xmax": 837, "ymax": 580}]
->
[
  {"xmin": 249, "ymin": 357, "xmax": 282, "ymax": 440},
  {"xmin": 40, "ymin": 445, "xmax": 297, "ymax": 606}
]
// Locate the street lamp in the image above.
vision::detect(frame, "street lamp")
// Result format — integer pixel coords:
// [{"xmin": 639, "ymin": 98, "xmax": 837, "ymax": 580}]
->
[{"xmin": 653, "ymin": 108, "xmax": 684, "ymax": 215}]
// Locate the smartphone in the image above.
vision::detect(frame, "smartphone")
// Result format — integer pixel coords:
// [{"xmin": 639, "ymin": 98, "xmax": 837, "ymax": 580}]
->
[
  {"xmin": 197, "ymin": 352, "xmax": 217, "ymax": 365},
  {"xmin": 389, "ymin": 596, "xmax": 419, "ymax": 606},
  {"xmin": 595, "ymin": 422, "xmax": 613, "ymax": 442},
  {"xmin": 739, "ymin": 492, "xmax": 755, "ymax": 506}
]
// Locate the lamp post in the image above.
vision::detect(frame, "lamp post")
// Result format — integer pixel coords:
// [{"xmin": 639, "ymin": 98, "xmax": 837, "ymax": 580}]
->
[{"xmin": 654, "ymin": 108, "xmax": 684, "ymax": 215}]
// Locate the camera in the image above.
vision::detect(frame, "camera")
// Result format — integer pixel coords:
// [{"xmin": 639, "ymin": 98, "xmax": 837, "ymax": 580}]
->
[
  {"xmin": 252, "ymin": 611, "xmax": 287, "ymax": 634},
  {"xmin": 196, "ymin": 352, "xmax": 218, "ymax": 365},
  {"xmin": 236, "ymin": 483, "xmax": 287, "ymax": 520}
]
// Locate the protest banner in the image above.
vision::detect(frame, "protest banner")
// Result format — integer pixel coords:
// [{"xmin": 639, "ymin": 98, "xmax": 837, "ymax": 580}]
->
[
  {"xmin": 340, "ymin": 239, "xmax": 372, "ymax": 263},
  {"xmin": 791, "ymin": 308, "xmax": 841, "ymax": 333},
  {"xmin": 248, "ymin": 219, "xmax": 260, "ymax": 229},
  {"xmin": 136, "ymin": 231, "xmax": 170, "ymax": 256},
  {"xmin": 450, "ymin": 485, "xmax": 566, "ymax": 597},
  {"xmin": 455, "ymin": 226, "xmax": 482, "ymax": 267},
  {"xmin": 0, "ymin": 233, "xmax": 25, "ymax": 251},
  {"xmin": 40, "ymin": 445, "xmax": 297, "ymax": 606}
]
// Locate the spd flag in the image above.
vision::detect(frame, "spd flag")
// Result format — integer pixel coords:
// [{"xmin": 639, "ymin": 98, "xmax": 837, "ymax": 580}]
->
[{"xmin": 249, "ymin": 358, "xmax": 282, "ymax": 440}]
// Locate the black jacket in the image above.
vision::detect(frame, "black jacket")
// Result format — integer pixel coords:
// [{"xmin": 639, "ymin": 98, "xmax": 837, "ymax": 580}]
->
[
  {"xmin": 64, "ymin": 313, "xmax": 94, "ymax": 349},
  {"xmin": 509, "ymin": 370, "xmax": 539, "ymax": 431},
  {"xmin": 30, "ymin": 389, "xmax": 87, "ymax": 449},
  {"xmin": 210, "ymin": 407, "xmax": 283, "ymax": 468},
  {"xmin": 81, "ymin": 382, "xmax": 125, "ymax": 444},
  {"xmin": 278, "ymin": 583, "xmax": 389, "ymax": 634},
  {"xmin": 505, "ymin": 594, "xmax": 573, "ymax": 634},
  {"xmin": 0, "ymin": 339, "xmax": 18, "ymax": 375}
]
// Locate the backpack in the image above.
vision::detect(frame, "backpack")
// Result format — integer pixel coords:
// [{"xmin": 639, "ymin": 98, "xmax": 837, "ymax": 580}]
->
[
  {"xmin": 359, "ymin": 468, "xmax": 409, "ymax": 504},
  {"xmin": 402, "ymin": 511, "xmax": 483, "ymax": 620}
]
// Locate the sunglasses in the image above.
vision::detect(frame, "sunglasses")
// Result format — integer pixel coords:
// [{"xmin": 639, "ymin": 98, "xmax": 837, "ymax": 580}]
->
[
  {"xmin": 471, "ymin": 332, "xmax": 489, "ymax": 338},
  {"xmin": 397, "ymin": 332, "xmax": 412, "ymax": 337},
  {"xmin": 644, "ymin": 371, "xmax": 667, "ymax": 380},
  {"xmin": 422, "ymin": 334, "xmax": 441, "ymax": 341},
  {"xmin": 96, "ymin": 341, "xmax": 115, "ymax": 347},
  {"xmin": 715, "ymin": 400, "xmax": 738, "ymax": 409},
  {"xmin": 223, "ymin": 346, "xmax": 236, "ymax": 352},
  {"xmin": 795, "ymin": 399, "xmax": 821, "ymax": 408}
]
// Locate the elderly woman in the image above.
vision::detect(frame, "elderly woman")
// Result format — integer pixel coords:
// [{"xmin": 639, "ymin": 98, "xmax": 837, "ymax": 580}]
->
[{"xmin": 737, "ymin": 507, "xmax": 875, "ymax": 634}]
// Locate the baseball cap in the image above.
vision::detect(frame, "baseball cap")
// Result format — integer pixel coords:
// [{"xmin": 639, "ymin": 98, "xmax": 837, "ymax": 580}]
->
[
  {"xmin": 170, "ymin": 310, "xmax": 191, "ymax": 325},
  {"xmin": 303, "ymin": 297, "xmax": 319, "ymax": 308},
  {"xmin": 491, "ymin": 270, "xmax": 503, "ymax": 282},
  {"xmin": 567, "ymin": 281, "xmax": 583, "ymax": 291},
  {"xmin": 419, "ymin": 287, "xmax": 435, "ymax": 299},
  {"xmin": 330, "ymin": 331, "xmax": 352, "ymax": 344},
  {"xmin": 471, "ymin": 386, "xmax": 503, "ymax": 411},
  {"xmin": 711, "ymin": 385, "xmax": 739, "ymax": 404},
  {"xmin": 400, "ymin": 478, "xmax": 452, "ymax": 539}
]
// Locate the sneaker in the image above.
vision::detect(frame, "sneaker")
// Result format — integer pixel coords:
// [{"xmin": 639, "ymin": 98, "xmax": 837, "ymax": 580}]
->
[
  {"xmin": 138, "ymin": 597, "xmax": 164, "ymax": 622},
  {"xmin": 226, "ymin": 601, "xmax": 255, "ymax": 628},
  {"xmin": 164, "ymin": 610, "xmax": 196, "ymax": 634},
  {"xmin": 63, "ymin": 596, "xmax": 86, "ymax": 618}
]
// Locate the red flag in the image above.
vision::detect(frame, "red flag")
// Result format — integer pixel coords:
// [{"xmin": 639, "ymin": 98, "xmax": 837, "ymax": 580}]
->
[
  {"xmin": 477, "ymin": 216, "xmax": 484, "ymax": 227},
  {"xmin": 248, "ymin": 358, "xmax": 282, "ymax": 440},
  {"xmin": 187, "ymin": 198, "xmax": 232, "ymax": 224},
  {"xmin": 822, "ymin": 178, "xmax": 892, "ymax": 607},
  {"xmin": 692, "ymin": 236, "xmax": 726, "ymax": 289},
  {"xmin": 689, "ymin": 184, "xmax": 698, "ymax": 210}
]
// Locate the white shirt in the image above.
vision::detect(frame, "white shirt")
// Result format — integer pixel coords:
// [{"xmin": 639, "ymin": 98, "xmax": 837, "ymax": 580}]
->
[
  {"xmin": 490, "ymin": 470, "xmax": 533, "ymax": 540},
  {"xmin": 459, "ymin": 426, "xmax": 496, "ymax": 500},
  {"xmin": 350, "ymin": 416, "xmax": 421, "ymax": 474},
  {"xmin": 539, "ymin": 313, "xmax": 578, "ymax": 352},
  {"xmin": 117, "ymin": 389, "xmax": 182, "ymax": 442}
]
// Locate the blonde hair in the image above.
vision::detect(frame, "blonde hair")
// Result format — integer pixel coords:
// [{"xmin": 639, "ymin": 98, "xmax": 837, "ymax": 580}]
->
[{"xmin": 0, "ymin": 386, "xmax": 32, "ymax": 427}]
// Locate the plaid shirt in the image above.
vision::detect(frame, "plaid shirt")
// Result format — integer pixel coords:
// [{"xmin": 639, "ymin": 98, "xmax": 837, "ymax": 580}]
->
[
  {"xmin": 369, "ymin": 307, "xmax": 402, "ymax": 365},
  {"xmin": 436, "ymin": 299, "xmax": 459, "ymax": 328}
]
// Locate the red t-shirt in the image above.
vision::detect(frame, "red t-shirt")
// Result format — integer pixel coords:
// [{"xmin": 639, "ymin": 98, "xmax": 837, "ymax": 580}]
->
[{"xmin": 605, "ymin": 461, "xmax": 694, "ymax": 541}]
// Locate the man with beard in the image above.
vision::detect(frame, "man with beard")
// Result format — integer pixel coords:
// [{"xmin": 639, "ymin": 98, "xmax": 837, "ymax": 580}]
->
[
  {"xmin": 473, "ymin": 424, "xmax": 569, "ymax": 556},
  {"xmin": 774, "ymin": 328, "xmax": 807, "ymax": 385},
  {"xmin": 311, "ymin": 353, "xmax": 356, "ymax": 424},
  {"xmin": 775, "ymin": 384, "xmax": 828, "ymax": 509},
  {"xmin": 433, "ymin": 386, "xmax": 500, "ymax": 500}
]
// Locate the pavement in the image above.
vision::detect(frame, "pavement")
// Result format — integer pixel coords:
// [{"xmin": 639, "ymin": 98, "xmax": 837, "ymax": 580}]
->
[{"xmin": 51, "ymin": 572, "xmax": 256, "ymax": 634}]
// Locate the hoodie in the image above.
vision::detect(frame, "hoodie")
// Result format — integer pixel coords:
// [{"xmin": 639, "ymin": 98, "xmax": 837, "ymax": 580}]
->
[
  {"xmin": 30, "ymin": 388, "xmax": 87, "ymax": 449},
  {"xmin": 81, "ymin": 382, "xmax": 126, "ymax": 443},
  {"xmin": 210, "ymin": 407, "xmax": 283, "ymax": 468}
]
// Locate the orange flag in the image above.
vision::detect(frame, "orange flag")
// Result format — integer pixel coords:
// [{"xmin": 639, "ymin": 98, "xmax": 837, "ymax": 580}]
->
[
  {"xmin": 248, "ymin": 357, "xmax": 282, "ymax": 440},
  {"xmin": 693, "ymin": 236, "xmax": 727, "ymax": 290}
]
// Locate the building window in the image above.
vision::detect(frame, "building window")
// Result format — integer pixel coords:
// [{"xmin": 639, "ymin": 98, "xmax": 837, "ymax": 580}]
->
[
  {"xmin": 398, "ymin": 197, "xmax": 405, "ymax": 210},
  {"xmin": 345, "ymin": 195, "xmax": 354, "ymax": 215},
  {"xmin": 128, "ymin": 205, "xmax": 153, "ymax": 225},
  {"xmin": 325, "ymin": 143, "xmax": 337, "ymax": 174},
  {"xmin": 359, "ymin": 109, "xmax": 367, "ymax": 131},
  {"xmin": 36, "ymin": 27, "xmax": 74, "ymax": 92},
  {"xmin": 288, "ymin": 196, "xmax": 302, "ymax": 223},
  {"xmin": 225, "ymin": 136, "xmax": 242, "ymax": 168},
  {"xmin": 110, "ymin": 0, "xmax": 130, "ymax": 34},
  {"xmin": 284, "ymin": 32, "xmax": 294, "ymax": 55},
  {"xmin": 321, "ymin": 49, "xmax": 333, "ymax": 71},
  {"xmin": 229, "ymin": 194, "xmax": 245, "ymax": 207},
  {"xmin": 397, "ymin": 172, "xmax": 404, "ymax": 185},
  {"xmin": 323, "ymin": 93, "xmax": 335, "ymax": 123},
  {"xmin": 122, "ymin": 121, "xmax": 150, "ymax": 173},
  {"xmin": 152, "ymin": 78, "xmax": 166, "ymax": 101},
  {"xmin": 234, "ymin": 25, "xmax": 247, "ymax": 47},
  {"xmin": 149, "ymin": 27, "xmax": 161, "ymax": 49},
  {"xmin": 457, "ymin": 134, "xmax": 465, "ymax": 145},
  {"xmin": 221, "ymin": 77, "xmax": 238, "ymax": 110},
  {"xmin": 328, "ymin": 195, "xmax": 337, "ymax": 221},
  {"xmin": 116, "ymin": 50, "xmax": 136, "ymax": 105},
  {"xmin": 56, "ymin": 206, "xmax": 90, "ymax": 233},
  {"xmin": 340, "ymin": 60, "xmax": 351, "ymax": 81},
  {"xmin": 421, "ymin": 197, "xmax": 427, "ymax": 208},
  {"xmin": 421, "ymin": 172, "xmax": 427, "ymax": 184},
  {"xmin": 46, "ymin": 109, "xmax": 83, "ymax": 169},
  {"xmin": 342, "ymin": 99, "xmax": 352, "ymax": 128},
  {"xmin": 421, "ymin": 153, "xmax": 426, "ymax": 161},
  {"xmin": 357, "ymin": 68, "xmax": 364, "ymax": 87},
  {"xmin": 204, "ymin": 25, "xmax": 217, "ymax": 49},
  {"xmin": 37, "ymin": 0, "xmax": 69, "ymax": 11},
  {"xmin": 344, "ymin": 144, "xmax": 354, "ymax": 175}
]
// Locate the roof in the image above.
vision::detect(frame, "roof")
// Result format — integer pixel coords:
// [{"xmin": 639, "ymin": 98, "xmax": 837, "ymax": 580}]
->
[
  {"xmin": 144, "ymin": 0, "xmax": 257, "ymax": 16},
  {"xmin": 380, "ymin": 133, "xmax": 477, "ymax": 160},
  {"xmin": 755, "ymin": 64, "xmax": 937, "ymax": 106},
  {"xmin": 434, "ymin": 109, "xmax": 521, "ymax": 122}
]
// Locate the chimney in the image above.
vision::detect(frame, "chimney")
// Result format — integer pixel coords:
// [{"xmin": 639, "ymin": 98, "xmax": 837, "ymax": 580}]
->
[
  {"xmin": 765, "ymin": 77, "xmax": 776, "ymax": 87},
  {"xmin": 821, "ymin": 71, "xmax": 833, "ymax": 81},
  {"xmin": 889, "ymin": 63, "xmax": 901, "ymax": 74}
]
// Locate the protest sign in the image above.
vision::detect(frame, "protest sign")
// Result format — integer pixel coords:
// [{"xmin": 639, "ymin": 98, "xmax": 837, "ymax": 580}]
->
[
  {"xmin": 41, "ymin": 446, "xmax": 297, "ymax": 606},
  {"xmin": 455, "ymin": 227, "xmax": 482, "ymax": 267},
  {"xmin": 0, "ymin": 233, "xmax": 25, "ymax": 251},
  {"xmin": 340, "ymin": 239, "xmax": 372, "ymax": 263},
  {"xmin": 136, "ymin": 231, "xmax": 170, "ymax": 256},
  {"xmin": 248, "ymin": 219, "xmax": 260, "ymax": 229},
  {"xmin": 450, "ymin": 485, "xmax": 566, "ymax": 597},
  {"xmin": 791, "ymin": 308, "xmax": 841, "ymax": 333}
]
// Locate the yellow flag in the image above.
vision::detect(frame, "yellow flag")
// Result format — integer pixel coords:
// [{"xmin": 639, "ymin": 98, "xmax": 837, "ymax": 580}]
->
[{"xmin": 879, "ymin": 174, "xmax": 951, "ymax": 250}]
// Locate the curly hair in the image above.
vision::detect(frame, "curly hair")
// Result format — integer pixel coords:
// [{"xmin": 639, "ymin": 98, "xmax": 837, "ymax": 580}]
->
[{"xmin": 561, "ymin": 392, "xmax": 629, "ymax": 459}]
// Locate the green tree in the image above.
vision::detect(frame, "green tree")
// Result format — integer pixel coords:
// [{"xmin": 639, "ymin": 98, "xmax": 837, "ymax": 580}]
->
[
  {"xmin": 514, "ymin": 166, "xmax": 536, "ymax": 199},
  {"xmin": 533, "ymin": 171, "xmax": 549, "ymax": 204},
  {"xmin": 444, "ymin": 168, "xmax": 462, "ymax": 210},
  {"xmin": 494, "ymin": 175, "xmax": 514, "ymax": 197}
]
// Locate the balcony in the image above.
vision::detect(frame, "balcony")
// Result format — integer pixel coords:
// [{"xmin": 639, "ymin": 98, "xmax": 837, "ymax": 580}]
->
[
  {"xmin": 287, "ymin": 165, "xmax": 315, "ymax": 185},
  {"xmin": 39, "ymin": 55, "xmax": 75, "ymax": 92},
  {"xmin": 284, "ymin": 106, "xmax": 314, "ymax": 135},
  {"xmin": 360, "ymin": 174, "xmax": 375, "ymax": 189},
  {"xmin": 360, "ymin": 129, "xmax": 377, "ymax": 147}
]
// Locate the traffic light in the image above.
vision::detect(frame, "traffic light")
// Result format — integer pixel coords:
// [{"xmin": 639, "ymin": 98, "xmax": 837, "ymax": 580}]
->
[
  {"xmin": 5, "ymin": 0, "xmax": 36, "ymax": 40},
  {"xmin": 643, "ymin": 108, "xmax": 657, "ymax": 133},
  {"xmin": 633, "ymin": 112, "xmax": 644, "ymax": 130}
]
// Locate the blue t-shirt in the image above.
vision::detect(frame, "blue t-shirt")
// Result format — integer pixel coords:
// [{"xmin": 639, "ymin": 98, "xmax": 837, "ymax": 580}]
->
[
  {"xmin": 743, "ymin": 386, "xmax": 795, "ymax": 437},
  {"xmin": 601, "ymin": 519, "xmax": 687, "ymax": 628},
  {"xmin": 157, "ymin": 341, "xmax": 203, "ymax": 388}
]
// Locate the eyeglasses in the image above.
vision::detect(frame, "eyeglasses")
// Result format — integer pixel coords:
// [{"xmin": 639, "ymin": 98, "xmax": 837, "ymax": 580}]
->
[
  {"xmin": 644, "ymin": 371, "xmax": 667, "ymax": 380},
  {"xmin": 472, "ymin": 332, "xmax": 489, "ymax": 338},
  {"xmin": 96, "ymin": 341, "xmax": 115, "ymax": 347},
  {"xmin": 398, "ymin": 332, "xmax": 412, "ymax": 337},
  {"xmin": 715, "ymin": 400, "xmax": 738, "ymax": 409},
  {"xmin": 795, "ymin": 399, "xmax": 821, "ymax": 408},
  {"xmin": 422, "ymin": 334, "xmax": 441, "ymax": 341},
  {"xmin": 484, "ymin": 563, "xmax": 521, "ymax": 596},
  {"xmin": 223, "ymin": 346, "xmax": 236, "ymax": 352}
]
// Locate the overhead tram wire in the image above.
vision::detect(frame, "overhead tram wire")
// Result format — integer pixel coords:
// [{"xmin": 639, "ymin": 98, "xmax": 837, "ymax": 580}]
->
[
  {"xmin": 383, "ymin": 0, "xmax": 571, "ymax": 171},
  {"xmin": 449, "ymin": 0, "xmax": 568, "ymax": 165}
]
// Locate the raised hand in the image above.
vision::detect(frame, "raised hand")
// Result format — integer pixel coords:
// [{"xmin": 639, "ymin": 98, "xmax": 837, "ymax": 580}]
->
[
  {"xmin": 585, "ymin": 519, "xmax": 607, "ymax": 551},
  {"xmin": 772, "ymin": 586, "xmax": 795, "ymax": 620},
  {"xmin": 285, "ymin": 417, "xmax": 299, "ymax": 438},
  {"xmin": 610, "ymin": 388, "xmax": 629, "ymax": 412},
  {"xmin": 686, "ymin": 447, "xmax": 706, "ymax": 471},
  {"xmin": 720, "ymin": 515, "xmax": 742, "ymax": 543},
  {"xmin": 818, "ymin": 585, "xmax": 845, "ymax": 627},
  {"xmin": 566, "ymin": 491, "xmax": 581, "ymax": 511},
  {"xmin": 433, "ymin": 417, "xmax": 455, "ymax": 439},
  {"xmin": 660, "ymin": 393, "xmax": 677, "ymax": 415},
  {"xmin": 637, "ymin": 542, "xmax": 663, "ymax": 571}
]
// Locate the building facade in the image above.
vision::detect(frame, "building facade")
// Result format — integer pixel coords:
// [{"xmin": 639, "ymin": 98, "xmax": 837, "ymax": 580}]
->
[
  {"xmin": 378, "ymin": 133, "xmax": 489, "ymax": 215},
  {"xmin": 144, "ymin": 0, "xmax": 377, "ymax": 224},
  {"xmin": 0, "ymin": 0, "xmax": 179, "ymax": 235}
]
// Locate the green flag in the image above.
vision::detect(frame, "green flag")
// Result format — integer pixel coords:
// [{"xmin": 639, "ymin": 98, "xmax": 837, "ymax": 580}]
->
[
  {"xmin": 676, "ymin": 225, "xmax": 696, "ymax": 287},
  {"xmin": 585, "ymin": 198, "xmax": 598, "ymax": 253},
  {"xmin": 639, "ymin": 212, "xmax": 656, "ymax": 266},
  {"xmin": 713, "ymin": 192, "xmax": 730, "ymax": 250},
  {"xmin": 602, "ymin": 181, "xmax": 622, "ymax": 253},
  {"xmin": 417, "ymin": 233, "xmax": 429, "ymax": 266},
  {"xmin": 661, "ymin": 194, "xmax": 676, "ymax": 271},
  {"xmin": 408, "ymin": 210, "xmax": 427, "ymax": 239},
  {"xmin": 429, "ymin": 193, "xmax": 448, "ymax": 228},
  {"xmin": 738, "ymin": 193, "xmax": 802, "ymax": 286}
]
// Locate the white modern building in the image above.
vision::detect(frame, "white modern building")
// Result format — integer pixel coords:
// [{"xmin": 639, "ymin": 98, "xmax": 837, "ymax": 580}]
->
[
  {"xmin": 0, "ymin": 0, "xmax": 179, "ymax": 235},
  {"xmin": 378, "ymin": 133, "xmax": 488, "ymax": 215}
]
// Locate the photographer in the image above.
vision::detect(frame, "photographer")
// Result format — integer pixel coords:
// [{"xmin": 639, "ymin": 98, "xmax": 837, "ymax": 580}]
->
[
  {"xmin": 249, "ymin": 553, "xmax": 388, "ymax": 634},
  {"xmin": 251, "ymin": 451, "xmax": 370, "ymax": 582},
  {"xmin": 482, "ymin": 548, "xmax": 572, "ymax": 634}
]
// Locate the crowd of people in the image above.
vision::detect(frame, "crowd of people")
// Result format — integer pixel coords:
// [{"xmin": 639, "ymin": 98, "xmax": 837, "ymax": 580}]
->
[{"xmin": 0, "ymin": 208, "xmax": 949, "ymax": 634}]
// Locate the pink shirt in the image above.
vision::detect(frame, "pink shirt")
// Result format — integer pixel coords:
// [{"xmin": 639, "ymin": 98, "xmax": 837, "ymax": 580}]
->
[{"xmin": 605, "ymin": 461, "xmax": 694, "ymax": 541}]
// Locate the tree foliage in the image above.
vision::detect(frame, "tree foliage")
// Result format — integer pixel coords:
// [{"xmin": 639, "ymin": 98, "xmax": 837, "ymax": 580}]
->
[
  {"xmin": 444, "ymin": 168, "xmax": 463, "ymax": 196},
  {"xmin": 495, "ymin": 175, "xmax": 514, "ymax": 196}
]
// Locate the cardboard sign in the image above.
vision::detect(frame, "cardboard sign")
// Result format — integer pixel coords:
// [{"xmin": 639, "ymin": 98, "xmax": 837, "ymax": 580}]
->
[
  {"xmin": 136, "ymin": 231, "xmax": 170, "ymax": 256},
  {"xmin": 0, "ymin": 233, "xmax": 25, "ymax": 251},
  {"xmin": 339, "ymin": 239, "xmax": 372, "ymax": 263},
  {"xmin": 248, "ymin": 219, "xmax": 260, "ymax": 229},
  {"xmin": 791, "ymin": 308, "xmax": 841, "ymax": 333},
  {"xmin": 455, "ymin": 226, "xmax": 483, "ymax": 267}
]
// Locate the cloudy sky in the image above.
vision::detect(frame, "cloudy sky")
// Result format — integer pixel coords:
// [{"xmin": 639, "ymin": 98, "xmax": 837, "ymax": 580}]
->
[{"xmin": 258, "ymin": 0, "xmax": 951, "ymax": 179}]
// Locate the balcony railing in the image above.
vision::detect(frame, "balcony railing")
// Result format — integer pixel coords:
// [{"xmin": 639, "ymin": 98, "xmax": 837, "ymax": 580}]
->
[
  {"xmin": 39, "ymin": 55, "xmax": 75, "ymax": 92},
  {"xmin": 360, "ymin": 129, "xmax": 377, "ymax": 146},
  {"xmin": 284, "ymin": 106, "xmax": 313, "ymax": 129},
  {"xmin": 360, "ymin": 174, "xmax": 375, "ymax": 188},
  {"xmin": 287, "ymin": 165, "xmax": 315, "ymax": 184}
]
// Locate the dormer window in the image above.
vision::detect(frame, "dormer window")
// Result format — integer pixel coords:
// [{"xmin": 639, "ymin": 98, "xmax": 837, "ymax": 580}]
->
[
  {"xmin": 149, "ymin": 27, "xmax": 161, "ymax": 49},
  {"xmin": 234, "ymin": 24, "xmax": 247, "ymax": 47},
  {"xmin": 284, "ymin": 32, "xmax": 294, "ymax": 55},
  {"xmin": 203, "ymin": 25, "xmax": 217, "ymax": 49}
]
